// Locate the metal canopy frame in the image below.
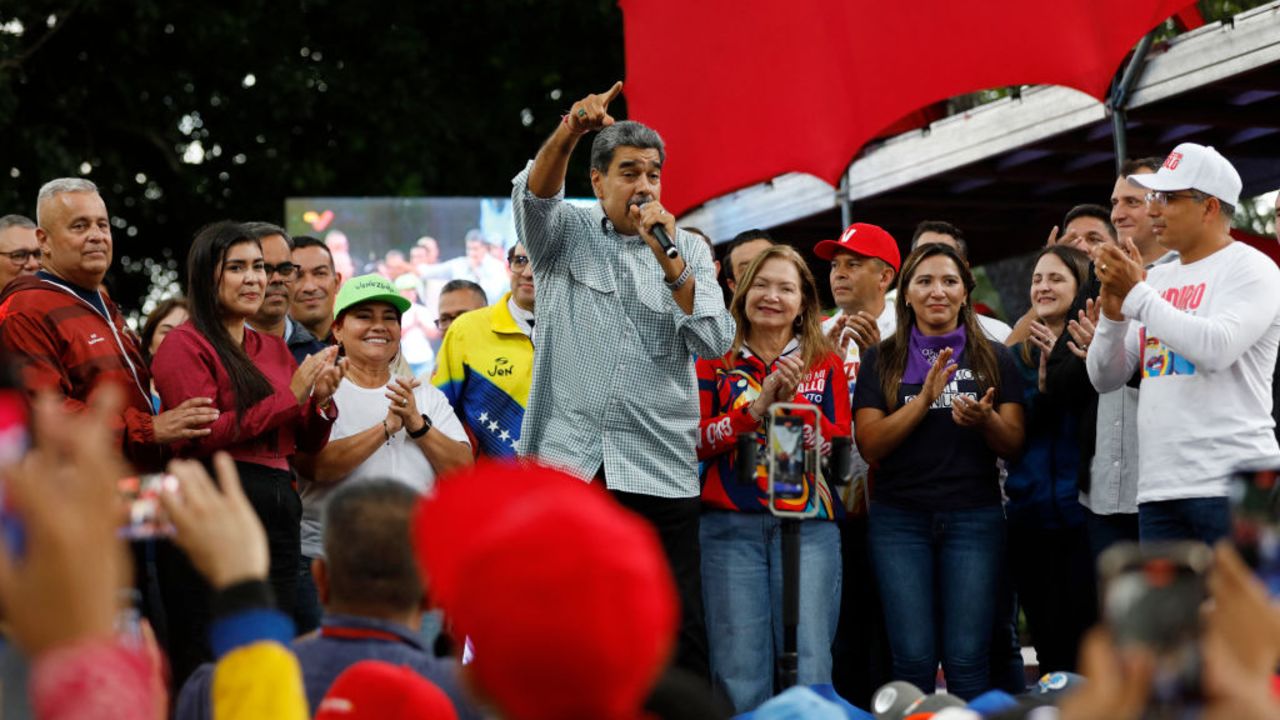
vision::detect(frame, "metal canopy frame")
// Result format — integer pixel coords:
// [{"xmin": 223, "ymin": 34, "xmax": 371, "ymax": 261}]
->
[{"xmin": 681, "ymin": 2, "xmax": 1280, "ymax": 267}]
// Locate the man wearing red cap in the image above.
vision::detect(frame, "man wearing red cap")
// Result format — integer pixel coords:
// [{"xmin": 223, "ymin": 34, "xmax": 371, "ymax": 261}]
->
[
  {"xmin": 814, "ymin": 223, "xmax": 900, "ymax": 701},
  {"xmin": 816, "ymin": 222, "xmax": 901, "ymax": 513}
]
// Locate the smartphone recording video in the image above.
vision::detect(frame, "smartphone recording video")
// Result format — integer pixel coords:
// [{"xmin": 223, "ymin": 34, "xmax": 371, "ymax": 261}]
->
[
  {"xmin": 1099, "ymin": 541, "xmax": 1211, "ymax": 710},
  {"xmin": 767, "ymin": 403, "xmax": 820, "ymax": 518},
  {"xmin": 1228, "ymin": 467, "xmax": 1280, "ymax": 596}
]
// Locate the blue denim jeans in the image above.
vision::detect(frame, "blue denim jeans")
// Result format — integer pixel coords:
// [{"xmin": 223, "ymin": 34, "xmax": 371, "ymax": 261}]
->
[
  {"xmin": 1139, "ymin": 497, "xmax": 1230, "ymax": 546},
  {"xmin": 869, "ymin": 502, "xmax": 1005, "ymax": 700},
  {"xmin": 700, "ymin": 511, "xmax": 842, "ymax": 712}
]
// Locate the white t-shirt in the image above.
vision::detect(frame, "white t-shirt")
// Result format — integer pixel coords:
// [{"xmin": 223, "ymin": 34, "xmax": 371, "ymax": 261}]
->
[
  {"xmin": 400, "ymin": 303, "xmax": 435, "ymax": 366},
  {"xmin": 1087, "ymin": 241, "xmax": 1280, "ymax": 503},
  {"xmin": 300, "ymin": 377, "xmax": 470, "ymax": 558}
]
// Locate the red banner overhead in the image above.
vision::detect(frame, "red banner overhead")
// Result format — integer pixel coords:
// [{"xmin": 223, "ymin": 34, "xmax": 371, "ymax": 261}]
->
[{"xmin": 620, "ymin": 0, "xmax": 1192, "ymax": 216}]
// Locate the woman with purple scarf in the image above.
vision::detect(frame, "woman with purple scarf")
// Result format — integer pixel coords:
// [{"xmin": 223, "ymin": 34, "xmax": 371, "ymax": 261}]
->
[{"xmin": 851, "ymin": 243, "xmax": 1025, "ymax": 699}]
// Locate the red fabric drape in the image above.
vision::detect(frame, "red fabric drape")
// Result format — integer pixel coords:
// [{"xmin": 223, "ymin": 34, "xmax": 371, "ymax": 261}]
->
[
  {"xmin": 1232, "ymin": 228, "xmax": 1280, "ymax": 267},
  {"xmin": 621, "ymin": 0, "xmax": 1193, "ymax": 216}
]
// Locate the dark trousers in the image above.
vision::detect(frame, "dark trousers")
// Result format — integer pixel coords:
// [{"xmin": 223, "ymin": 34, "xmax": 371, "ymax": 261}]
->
[
  {"xmin": 295, "ymin": 556, "xmax": 324, "ymax": 635},
  {"xmin": 609, "ymin": 488, "xmax": 711, "ymax": 683},
  {"xmin": 1084, "ymin": 509, "xmax": 1140, "ymax": 562},
  {"xmin": 1008, "ymin": 524, "xmax": 1097, "ymax": 674},
  {"xmin": 158, "ymin": 462, "xmax": 302, "ymax": 689},
  {"xmin": 989, "ymin": 560, "xmax": 1026, "ymax": 694},
  {"xmin": 831, "ymin": 515, "xmax": 894, "ymax": 708}
]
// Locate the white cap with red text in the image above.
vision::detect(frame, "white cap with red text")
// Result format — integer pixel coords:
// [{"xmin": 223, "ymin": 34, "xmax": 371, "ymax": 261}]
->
[{"xmin": 1128, "ymin": 143, "xmax": 1242, "ymax": 207}]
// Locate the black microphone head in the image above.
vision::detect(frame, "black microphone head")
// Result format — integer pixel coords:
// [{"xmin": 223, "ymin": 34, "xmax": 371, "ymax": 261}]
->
[
  {"xmin": 828, "ymin": 436, "xmax": 853, "ymax": 485},
  {"xmin": 736, "ymin": 434, "xmax": 757, "ymax": 486}
]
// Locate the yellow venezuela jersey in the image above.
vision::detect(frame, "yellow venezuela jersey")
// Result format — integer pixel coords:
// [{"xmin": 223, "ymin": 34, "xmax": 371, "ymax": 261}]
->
[{"xmin": 431, "ymin": 292, "xmax": 534, "ymax": 458}]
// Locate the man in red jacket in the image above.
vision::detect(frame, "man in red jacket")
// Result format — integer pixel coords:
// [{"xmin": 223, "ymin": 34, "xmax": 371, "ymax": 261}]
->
[{"xmin": 0, "ymin": 178, "xmax": 218, "ymax": 471}]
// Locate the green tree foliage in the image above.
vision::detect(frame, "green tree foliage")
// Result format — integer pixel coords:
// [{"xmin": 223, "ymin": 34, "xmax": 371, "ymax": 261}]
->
[{"xmin": 0, "ymin": 0, "xmax": 625, "ymax": 312}]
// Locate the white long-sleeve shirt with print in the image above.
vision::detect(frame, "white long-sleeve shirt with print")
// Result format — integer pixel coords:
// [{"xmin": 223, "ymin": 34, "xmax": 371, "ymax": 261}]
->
[{"xmin": 1087, "ymin": 241, "xmax": 1280, "ymax": 503}]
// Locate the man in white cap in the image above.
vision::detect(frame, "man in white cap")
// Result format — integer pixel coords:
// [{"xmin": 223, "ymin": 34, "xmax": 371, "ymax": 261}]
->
[{"xmin": 1087, "ymin": 143, "xmax": 1280, "ymax": 544}]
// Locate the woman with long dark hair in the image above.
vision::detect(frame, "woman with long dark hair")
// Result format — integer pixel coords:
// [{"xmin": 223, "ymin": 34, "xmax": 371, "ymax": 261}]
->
[
  {"xmin": 852, "ymin": 243, "xmax": 1025, "ymax": 699},
  {"xmin": 1005, "ymin": 244, "xmax": 1096, "ymax": 673},
  {"xmin": 696, "ymin": 245, "xmax": 851, "ymax": 711},
  {"xmin": 152, "ymin": 220, "xmax": 344, "ymax": 684}
]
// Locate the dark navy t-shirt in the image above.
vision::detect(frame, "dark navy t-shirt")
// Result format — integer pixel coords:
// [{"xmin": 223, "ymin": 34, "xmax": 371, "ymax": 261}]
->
[{"xmin": 852, "ymin": 339, "xmax": 1024, "ymax": 512}]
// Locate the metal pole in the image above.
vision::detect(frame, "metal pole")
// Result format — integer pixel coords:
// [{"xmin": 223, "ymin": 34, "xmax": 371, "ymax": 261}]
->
[
  {"xmin": 778, "ymin": 518, "xmax": 801, "ymax": 691},
  {"xmin": 1110, "ymin": 32, "xmax": 1155, "ymax": 174},
  {"xmin": 838, "ymin": 173, "xmax": 852, "ymax": 229}
]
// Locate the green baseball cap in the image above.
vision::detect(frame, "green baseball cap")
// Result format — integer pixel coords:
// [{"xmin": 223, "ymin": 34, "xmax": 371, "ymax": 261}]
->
[{"xmin": 334, "ymin": 273, "xmax": 412, "ymax": 319}]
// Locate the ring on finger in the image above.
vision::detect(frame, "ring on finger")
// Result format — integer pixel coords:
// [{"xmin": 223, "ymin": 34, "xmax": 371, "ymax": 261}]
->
[{"xmin": 577, "ymin": 108, "xmax": 587, "ymax": 118}]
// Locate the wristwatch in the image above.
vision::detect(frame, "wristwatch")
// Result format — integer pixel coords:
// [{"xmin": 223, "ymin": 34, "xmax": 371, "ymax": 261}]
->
[
  {"xmin": 407, "ymin": 413, "xmax": 432, "ymax": 439},
  {"xmin": 665, "ymin": 260, "xmax": 692, "ymax": 291}
]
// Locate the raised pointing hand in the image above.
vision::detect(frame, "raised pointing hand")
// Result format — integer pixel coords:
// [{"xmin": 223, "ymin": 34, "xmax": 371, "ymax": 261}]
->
[{"xmin": 565, "ymin": 81, "xmax": 623, "ymax": 135}]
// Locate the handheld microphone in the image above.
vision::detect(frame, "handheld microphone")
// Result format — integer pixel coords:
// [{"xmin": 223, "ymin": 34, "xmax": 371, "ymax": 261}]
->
[
  {"xmin": 631, "ymin": 199, "xmax": 680, "ymax": 259},
  {"xmin": 828, "ymin": 436, "xmax": 853, "ymax": 486}
]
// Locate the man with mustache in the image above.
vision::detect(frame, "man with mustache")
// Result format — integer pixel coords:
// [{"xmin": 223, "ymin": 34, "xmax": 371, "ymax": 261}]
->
[
  {"xmin": 245, "ymin": 222, "xmax": 326, "ymax": 364},
  {"xmin": 512, "ymin": 81, "xmax": 734, "ymax": 680},
  {"xmin": 0, "ymin": 178, "xmax": 218, "ymax": 470}
]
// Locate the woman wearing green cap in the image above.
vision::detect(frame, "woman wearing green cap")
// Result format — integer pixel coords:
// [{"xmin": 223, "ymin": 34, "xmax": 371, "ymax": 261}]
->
[
  {"xmin": 295, "ymin": 273, "xmax": 472, "ymax": 612},
  {"xmin": 152, "ymin": 220, "xmax": 346, "ymax": 683}
]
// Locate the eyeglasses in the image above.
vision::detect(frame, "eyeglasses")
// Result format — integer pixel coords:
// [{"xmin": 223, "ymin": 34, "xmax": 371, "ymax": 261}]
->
[
  {"xmin": 262, "ymin": 261, "xmax": 298, "ymax": 278},
  {"xmin": 1145, "ymin": 191, "xmax": 1204, "ymax": 206},
  {"xmin": 434, "ymin": 312, "xmax": 465, "ymax": 329},
  {"xmin": 0, "ymin": 249, "xmax": 41, "ymax": 264},
  {"xmin": 510, "ymin": 254, "xmax": 530, "ymax": 269}
]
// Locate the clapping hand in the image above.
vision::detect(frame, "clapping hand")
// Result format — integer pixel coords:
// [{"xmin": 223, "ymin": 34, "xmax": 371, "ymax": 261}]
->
[
  {"xmin": 919, "ymin": 347, "xmax": 958, "ymax": 405},
  {"xmin": 1027, "ymin": 320, "xmax": 1059, "ymax": 392},
  {"xmin": 1093, "ymin": 238, "xmax": 1145, "ymax": 321},
  {"xmin": 312, "ymin": 354, "xmax": 346, "ymax": 406},
  {"xmin": 952, "ymin": 387, "xmax": 996, "ymax": 428},
  {"xmin": 828, "ymin": 312, "xmax": 880, "ymax": 354},
  {"xmin": 291, "ymin": 346, "xmax": 341, "ymax": 406},
  {"xmin": 750, "ymin": 355, "xmax": 805, "ymax": 420},
  {"xmin": 1066, "ymin": 298, "xmax": 1100, "ymax": 359},
  {"xmin": 1047, "ymin": 224, "xmax": 1089, "ymax": 253},
  {"xmin": 385, "ymin": 378, "xmax": 423, "ymax": 432}
]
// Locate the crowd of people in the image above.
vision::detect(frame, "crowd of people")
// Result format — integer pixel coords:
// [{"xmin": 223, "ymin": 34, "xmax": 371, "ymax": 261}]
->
[{"xmin": 0, "ymin": 80, "xmax": 1277, "ymax": 720}]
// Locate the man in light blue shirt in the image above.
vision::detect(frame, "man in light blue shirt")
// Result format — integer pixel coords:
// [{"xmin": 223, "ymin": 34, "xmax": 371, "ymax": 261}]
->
[{"xmin": 512, "ymin": 81, "xmax": 734, "ymax": 680}]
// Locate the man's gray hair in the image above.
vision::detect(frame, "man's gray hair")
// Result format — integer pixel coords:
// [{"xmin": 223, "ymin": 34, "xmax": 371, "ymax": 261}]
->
[
  {"xmin": 242, "ymin": 221, "xmax": 293, "ymax": 248},
  {"xmin": 35, "ymin": 178, "xmax": 100, "ymax": 225},
  {"xmin": 0, "ymin": 214, "xmax": 36, "ymax": 232},
  {"xmin": 590, "ymin": 121, "xmax": 666, "ymax": 174}
]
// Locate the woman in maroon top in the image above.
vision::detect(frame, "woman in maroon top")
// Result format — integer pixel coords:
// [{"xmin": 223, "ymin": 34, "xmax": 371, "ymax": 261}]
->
[{"xmin": 151, "ymin": 220, "xmax": 344, "ymax": 685}]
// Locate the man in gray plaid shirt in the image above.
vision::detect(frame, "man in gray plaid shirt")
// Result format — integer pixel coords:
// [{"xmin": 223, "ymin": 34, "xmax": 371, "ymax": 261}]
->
[{"xmin": 513, "ymin": 81, "xmax": 734, "ymax": 679}]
